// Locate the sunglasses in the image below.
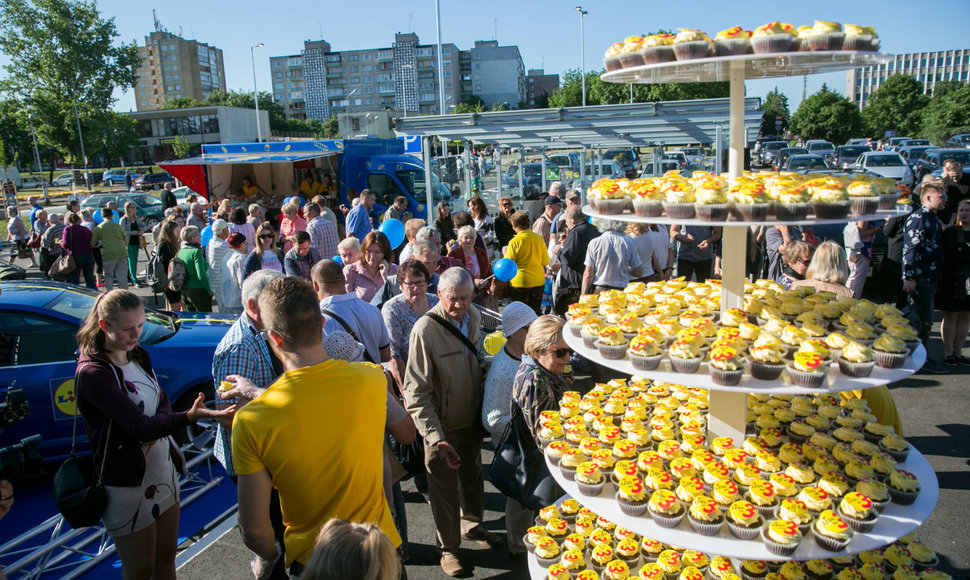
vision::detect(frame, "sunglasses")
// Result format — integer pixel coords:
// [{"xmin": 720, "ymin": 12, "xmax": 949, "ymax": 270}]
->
[
  {"xmin": 259, "ymin": 234, "xmax": 274, "ymax": 239},
  {"xmin": 551, "ymin": 347, "xmax": 573, "ymax": 359}
]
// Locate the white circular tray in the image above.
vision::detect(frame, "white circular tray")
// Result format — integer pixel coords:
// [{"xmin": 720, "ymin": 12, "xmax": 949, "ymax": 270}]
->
[
  {"xmin": 581, "ymin": 205, "xmax": 909, "ymax": 227},
  {"xmin": 565, "ymin": 332, "xmax": 924, "ymax": 395},
  {"xmin": 543, "ymin": 449, "xmax": 938, "ymax": 562},
  {"xmin": 601, "ymin": 51, "xmax": 892, "ymax": 84}
]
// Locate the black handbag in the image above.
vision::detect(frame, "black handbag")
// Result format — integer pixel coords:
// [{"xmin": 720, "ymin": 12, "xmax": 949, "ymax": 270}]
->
[
  {"xmin": 485, "ymin": 404, "xmax": 562, "ymax": 510},
  {"xmin": 53, "ymin": 416, "xmax": 110, "ymax": 529}
]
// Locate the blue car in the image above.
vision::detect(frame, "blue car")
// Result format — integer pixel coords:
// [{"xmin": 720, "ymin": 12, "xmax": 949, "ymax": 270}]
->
[{"xmin": 0, "ymin": 281, "xmax": 236, "ymax": 462}]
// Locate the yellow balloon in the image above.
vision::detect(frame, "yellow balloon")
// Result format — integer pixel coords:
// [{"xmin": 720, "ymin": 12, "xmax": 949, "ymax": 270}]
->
[{"xmin": 484, "ymin": 331, "xmax": 507, "ymax": 355}]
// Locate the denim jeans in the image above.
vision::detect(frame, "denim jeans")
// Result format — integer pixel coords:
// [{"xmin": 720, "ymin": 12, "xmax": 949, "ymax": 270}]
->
[{"xmin": 68, "ymin": 253, "xmax": 97, "ymax": 289}]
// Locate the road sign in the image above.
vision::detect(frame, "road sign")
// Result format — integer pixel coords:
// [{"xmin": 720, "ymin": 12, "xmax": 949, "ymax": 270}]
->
[
  {"xmin": 775, "ymin": 115, "xmax": 783, "ymax": 131},
  {"xmin": 398, "ymin": 135, "xmax": 421, "ymax": 154}
]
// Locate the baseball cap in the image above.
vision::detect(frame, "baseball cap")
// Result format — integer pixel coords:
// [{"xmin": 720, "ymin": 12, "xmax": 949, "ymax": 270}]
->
[
  {"xmin": 565, "ymin": 190, "xmax": 581, "ymax": 203},
  {"xmin": 544, "ymin": 195, "xmax": 563, "ymax": 206},
  {"xmin": 502, "ymin": 301, "xmax": 538, "ymax": 337}
]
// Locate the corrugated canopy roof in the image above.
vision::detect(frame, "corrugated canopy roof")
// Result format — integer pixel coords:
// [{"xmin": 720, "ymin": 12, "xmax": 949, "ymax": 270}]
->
[{"xmin": 393, "ymin": 98, "xmax": 763, "ymax": 149}]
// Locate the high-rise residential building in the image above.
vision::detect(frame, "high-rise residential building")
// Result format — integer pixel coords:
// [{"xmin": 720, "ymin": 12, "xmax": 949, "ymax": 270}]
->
[
  {"xmin": 526, "ymin": 69, "xmax": 560, "ymax": 108},
  {"xmin": 272, "ymin": 34, "xmax": 463, "ymax": 121},
  {"xmin": 846, "ymin": 48, "xmax": 970, "ymax": 108},
  {"xmin": 134, "ymin": 31, "xmax": 226, "ymax": 111},
  {"xmin": 468, "ymin": 41, "xmax": 526, "ymax": 109}
]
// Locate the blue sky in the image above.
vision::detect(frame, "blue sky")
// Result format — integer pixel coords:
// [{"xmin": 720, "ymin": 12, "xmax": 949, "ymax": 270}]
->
[{"xmin": 15, "ymin": 0, "xmax": 970, "ymax": 113}]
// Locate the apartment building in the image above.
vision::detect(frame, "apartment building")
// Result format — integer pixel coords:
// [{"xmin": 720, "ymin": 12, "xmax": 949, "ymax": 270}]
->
[
  {"xmin": 526, "ymin": 69, "xmax": 560, "ymax": 108},
  {"xmin": 134, "ymin": 31, "xmax": 226, "ymax": 111},
  {"xmin": 846, "ymin": 48, "xmax": 970, "ymax": 108},
  {"xmin": 270, "ymin": 34, "xmax": 527, "ymax": 120}
]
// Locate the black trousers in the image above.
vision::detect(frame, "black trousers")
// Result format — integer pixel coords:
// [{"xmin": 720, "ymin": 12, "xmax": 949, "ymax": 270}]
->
[{"xmin": 677, "ymin": 259, "xmax": 713, "ymax": 283}]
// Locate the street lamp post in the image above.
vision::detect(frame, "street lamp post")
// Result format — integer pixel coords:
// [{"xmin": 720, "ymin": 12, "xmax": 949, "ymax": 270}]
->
[
  {"xmin": 26, "ymin": 113, "xmax": 49, "ymax": 204},
  {"xmin": 434, "ymin": 0, "xmax": 445, "ymax": 115},
  {"xmin": 576, "ymin": 6, "xmax": 588, "ymax": 107},
  {"xmin": 251, "ymin": 43, "xmax": 264, "ymax": 142},
  {"xmin": 71, "ymin": 89, "xmax": 90, "ymax": 192}
]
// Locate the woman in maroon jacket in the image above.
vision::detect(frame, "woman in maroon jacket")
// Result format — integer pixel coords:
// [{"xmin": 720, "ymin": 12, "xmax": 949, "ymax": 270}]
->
[
  {"xmin": 448, "ymin": 224, "xmax": 494, "ymax": 307},
  {"xmin": 75, "ymin": 290, "xmax": 233, "ymax": 580},
  {"xmin": 61, "ymin": 212, "xmax": 96, "ymax": 289}
]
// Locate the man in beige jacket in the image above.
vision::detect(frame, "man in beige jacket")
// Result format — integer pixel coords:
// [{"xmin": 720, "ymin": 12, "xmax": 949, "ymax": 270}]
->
[{"xmin": 403, "ymin": 267, "xmax": 502, "ymax": 576}]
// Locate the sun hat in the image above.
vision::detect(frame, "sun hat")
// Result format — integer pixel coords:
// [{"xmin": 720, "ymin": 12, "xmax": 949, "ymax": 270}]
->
[
  {"xmin": 323, "ymin": 330, "xmax": 366, "ymax": 362},
  {"xmin": 502, "ymin": 301, "xmax": 539, "ymax": 337}
]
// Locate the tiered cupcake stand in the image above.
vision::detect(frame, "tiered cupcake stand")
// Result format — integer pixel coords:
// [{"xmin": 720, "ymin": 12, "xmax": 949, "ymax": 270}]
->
[{"xmin": 528, "ymin": 50, "xmax": 940, "ymax": 577}]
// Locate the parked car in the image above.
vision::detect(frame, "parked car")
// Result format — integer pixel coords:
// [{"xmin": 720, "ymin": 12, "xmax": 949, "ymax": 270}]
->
[
  {"xmin": 640, "ymin": 159, "xmax": 691, "ymax": 178},
  {"xmin": 774, "ymin": 147, "xmax": 808, "ymax": 171},
  {"xmin": 502, "ymin": 163, "xmax": 576, "ymax": 198},
  {"xmin": 100, "ymin": 169, "xmax": 141, "ymax": 187},
  {"xmin": 897, "ymin": 146, "xmax": 937, "ymax": 171},
  {"xmin": 805, "ymin": 140, "xmax": 836, "ymax": 160},
  {"xmin": 899, "ymin": 139, "xmax": 930, "ymax": 148},
  {"xmin": 845, "ymin": 138, "xmax": 870, "ymax": 147},
  {"xmin": 0, "ymin": 281, "xmax": 235, "ymax": 461},
  {"xmin": 886, "ymin": 136, "xmax": 913, "ymax": 151},
  {"xmin": 945, "ymin": 134, "xmax": 970, "ymax": 149},
  {"xmin": 603, "ymin": 148, "xmax": 641, "ymax": 177},
  {"xmin": 853, "ymin": 151, "xmax": 914, "ymax": 187},
  {"xmin": 913, "ymin": 148, "xmax": 970, "ymax": 181},
  {"xmin": 170, "ymin": 186, "xmax": 208, "ymax": 211},
  {"xmin": 50, "ymin": 173, "xmax": 75, "ymax": 187},
  {"xmin": 80, "ymin": 192, "xmax": 165, "ymax": 227},
  {"xmin": 832, "ymin": 145, "xmax": 872, "ymax": 170},
  {"xmin": 758, "ymin": 140, "xmax": 790, "ymax": 167},
  {"xmin": 679, "ymin": 147, "xmax": 704, "ymax": 164},
  {"xmin": 133, "ymin": 171, "xmax": 173, "ymax": 191},
  {"xmin": 781, "ymin": 154, "xmax": 830, "ymax": 172}
]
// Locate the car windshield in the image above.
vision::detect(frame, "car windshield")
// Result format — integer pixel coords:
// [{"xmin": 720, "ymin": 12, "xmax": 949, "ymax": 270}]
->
[
  {"xmin": 903, "ymin": 147, "xmax": 932, "ymax": 159},
  {"xmin": 395, "ymin": 169, "xmax": 451, "ymax": 202},
  {"xmin": 839, "ymin": 146, "xmax": 869, "ymax": 158},
  {"xmin": 43, "ymin": 288, "xmax": 179, "ymax": 345},
  {"xmin": 765, "ymin": 142, "xmax": 787, "ymax": 151},
  {"xmin": 867, "ymin": 154, "xmax": 905, "ymax": 167},
  {"xmin": 905, "ymin": 140, "xmax": 930, "ymax": 146},
  {"xmin": 808, "ymin": 143, "xmax": 835, "ymax": 152},
  {"xmin": 133, "ymin": 195, "xmax": 162, "ymax": 208},
  {"xmin": 940, "ymin": 151, "xmax": 970, "ymax": 165},
  {"xmin": 790, "ymin": 157, "xmax": 827, "ymax": 169}
]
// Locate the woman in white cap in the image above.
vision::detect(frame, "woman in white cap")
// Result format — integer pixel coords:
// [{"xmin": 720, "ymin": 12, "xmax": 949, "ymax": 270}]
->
[{"xmin": 480, "ymin": 301, "xmax": 537, "ymax": 559}]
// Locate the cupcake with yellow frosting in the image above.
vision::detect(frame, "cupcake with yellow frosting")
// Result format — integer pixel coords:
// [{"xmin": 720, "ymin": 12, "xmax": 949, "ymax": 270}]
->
[
  {"xmin": 873, "ymin": 334, "xmax": 908, "ymax": 369},
  {"xmin": 534, "ymin": 536, "xmax": 562, "ymax": 567},
  {"xmin": 847, "ymin": 180, "xmax": 880, "ymax": 216},
  {"xmin": 787, "ymin": 351, "xmax": 829, "ymax": 388},
  {"xmin": 751, "ymin": 21, "xmax": 796, "ymax": 54},
  {"xmin": 596, "ymin": 326, "xmax": 629, "ymax": 360},
  {"xmin": 590, "ymin": 544, "xmax": 615, "ymax": 574},
  {"xmin": 774, "ymin": 183, "xmax": 813, "ymax": 220},
  {"xmin": 661, "ymin": 179, "xmax": 697, "ymax": 219},
  {"xmin": 727, "ymin": 500, "xmax": 764, "ymax": 540},
  {"xmin": 559, "ymin": 448, "xmax": 588, "ymax": 480},
  {"xmin": 728, "ymin": 178, "xmax": 771, "ymax": 222},
  {"xmin": 640, "ymin": 32, "xmax": 677, "ymax": 64},
  {"xmin": 811, "ymin": 181, "xmax": 851, "ymax": 219},
  {"xmin": 794, "ymin": 25, "xmax": 814, "ymax": 52},
  {"xmin": 618, "ymin": 36, "xmax": 646, "ymax": 69},
  {"xmin": 694, "ymin": 178, "xmax": 731, "ymax": 221},
  {"xmin": 672, "ymin": 28, "xmax": 713, "ymax": 60},
  {"xmin": 590, "ymin": 178, "xmax": 629, "ymax": 215},
  {"xmin": 668, "ymin": 339, "xmax": 704, "ymax": 374},
  {"xmin": 746, "ymin": 479, "xmax": 780, "ymax": 518},
  {"xmin": 837, "ymin": 491, "xmax": 878, "ymax": 532},
  {"xmin": 838, "ymin": 341, "xmax": 876, "ymax": 378},
  {"xmin": 647, "ymin": 489, "xmax": 686, "ymax": 528},
  {"xmin": 808, "ymin": 20, "xmax": 845, "ymax": 51},
  {"xmin": 628, "ymin": 334, "xmax": 664, "ymax": 371},
  {"xmin": 761, "ymin": 518, "xmax": 803, "ymax": 557},
  {"xmin": 887, "ymin": 469, "xmax": 920, "ymax": 504},
  {"xmin": 748, "ymin": 343, "xmax": 787, "ymax": 380},
  {"xmin": 576, "ymin": 461, "xmax": 606, "ymax": 496},
  {"xmin": 778, "ymin": 498, "xmax": 815, "ymax": 535},
  {"xmin": 615, "ymin": 475, "xmax": 648, "ymax": 516},
  {"xmin": 688, "ymin": 495, "xmax": 725, "ymax": 536},
  {"xmin": 714, "ymin": 26, "xmax": 753, "ymax": 56},
  {"xmin": 630, "ymin": 178, "xmax": 664, "ymax": 217},
  {"xmin": 603, "ymin": 42, "xmax": 625, "ymax": 72},
  {"xmin": 709, "ymin": 345, "xmax": 746, "ymax": 386},
  {"xmin": 813, "ymin": 509, "xmax": 854, "ymax": 551},
  {"xmin": 581, "ymin": 317, "xmax": 606, "ymax": 349}
]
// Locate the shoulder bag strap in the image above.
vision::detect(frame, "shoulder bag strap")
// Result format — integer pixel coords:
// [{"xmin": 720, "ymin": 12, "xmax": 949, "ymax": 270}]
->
[
  {"xmin": 426, "ymin": 311, "xmax": 479, "ymax": 358},
  {"xmin": 73, "ymin": 360, "xmax": 113, "ymax": 483},
  {"xmin": 320, "ymin": 308, "xmax": 376, "ymax": 364}
]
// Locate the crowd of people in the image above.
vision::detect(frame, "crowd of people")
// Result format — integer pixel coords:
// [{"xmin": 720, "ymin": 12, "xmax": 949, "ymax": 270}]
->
[{"xmin": 1, "ymin": 161, "xmax": 964, "ymax": 578}]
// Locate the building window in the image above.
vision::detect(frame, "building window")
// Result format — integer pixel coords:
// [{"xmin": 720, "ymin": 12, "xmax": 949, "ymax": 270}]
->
[
  {"xmin": 474, "ymin": 63, "xmax": 480, "ymax": 69},
  {"xmin": 175, "ymin": 85, "xmax": 181, "ymax": 90},
  {"xmin": 273, "ymin": 60, "xmax": 282, "ymax": 68},
  {"xmin": 444, "ymin": 71, "xmax": 451, "ymax": 78},
  {"xmin": 443, "ymin": 47, "xmax": 451, "ymax": 55},
  {"xmin": 351, "ymin": 66, "xmax": 359, "ymax": 72}
]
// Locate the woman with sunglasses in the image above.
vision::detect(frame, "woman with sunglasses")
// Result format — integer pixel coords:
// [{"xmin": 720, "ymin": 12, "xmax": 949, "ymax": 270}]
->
[
  {"xmin": 777, "ymin": 240, "xmax": 814, "ymax": 290},
  {"xmin": 242, "ymin": 222, "xmax": 285, "ymax": 281},
  {"xmin": 512, "ymin": 315, "xmax": 572, "ymax": 445}
]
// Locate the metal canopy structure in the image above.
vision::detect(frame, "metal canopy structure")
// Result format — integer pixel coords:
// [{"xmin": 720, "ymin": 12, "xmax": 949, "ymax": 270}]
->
[{"xmin": 393, "ymin": 98, "xmax": 763, "ymax": 149}]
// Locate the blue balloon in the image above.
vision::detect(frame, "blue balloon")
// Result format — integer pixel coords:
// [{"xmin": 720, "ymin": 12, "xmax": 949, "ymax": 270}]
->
[
  {"xmin": 283, "ymin": 195, "xmax": 306, "ymax": 207},
  {"xmin": 200, "ymin": 225, "xmax": 213, "ymax": 247},
  {"xmin": 493, "ymin": 258, "xmax": 518, "ymax": 282},
  {"xmin": 332, "ymin": 255, "xmax": 343, "ymax": 265},
  {"xmin": 92, "ymin": 209, "xmax": 119, "ymax": 224},
  {"xmin": 378, "ymin": 218, "xmax": 406, "ymax": 248}
]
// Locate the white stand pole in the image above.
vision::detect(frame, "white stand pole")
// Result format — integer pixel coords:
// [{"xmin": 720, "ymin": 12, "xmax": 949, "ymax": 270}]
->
[{"xmin": 710, "ymin": 60, "xmax": 749, "ymax": 444}]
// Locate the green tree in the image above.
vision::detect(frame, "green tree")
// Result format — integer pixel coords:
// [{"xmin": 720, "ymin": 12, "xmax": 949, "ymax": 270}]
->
[
  {"xmin": 549, "ymin": 68, "xmax": 728, "ymax": 107},
  {"xmin": 163, "ymin": 97, "xmax": 204, "ymax": 109},
  {"xmin": 862, "ymin": 74, "xmax": 927, "ymax": 138},
  {"xmin": 162, "ymin": 89, "xmax": 290, "ymax": 132},
  {"xmin": 921, "ymin": 83, "xmax": 970, "ymax": 145},
  {"xmin": 84, "ymin": 109, "xmax": 139, "ymax": 166},
  {"xmin": 760, "ymin": 87, "xmax": 790, "ymax": 137},
  {"xmin": 0, "ymin": 0, "xmax": 138, "ymax": 172},
  {"xmin": 790, "ymin": 85, "xmax": 864, "ymax": 144},
  {"xmin": 0, "ymin": 99, "xmax": 34, "ymax": 170},
  {"xmin": 171, "ymin": 135, "xmax": 191, "ymax": 159},
  {"xmin": 452, "ymin": 95, "xmax": 485, "ymax": 114}
]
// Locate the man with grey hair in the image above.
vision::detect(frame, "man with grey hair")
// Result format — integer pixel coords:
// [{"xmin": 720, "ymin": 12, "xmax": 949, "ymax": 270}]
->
[
  {"xmin": 528, "ymin": 180, "xmax": 566, "ymax": 223},
  {"xmin": 550, "ymin": 189, "xmax": 583, "ymax": 239},
  {"xmin": 177, "ymin": 224, "xmax": 212, "ymax": 311},
  {"xmin": 403, "ymin": 267, "xmax": 501, "ymax": 576},
  {"xmin": 415, "ymin": 226, "xmax": 462, "ymax": 273},
  {"xmin": 187, "ymin": 201, "xmax": 207, "ymax": 230},
  {"xmin": 582, "ymin": 219, "xmax": 643, "ymax": 294},
  {"xmin": 556, "ymin": 206, "xmax": 599, "ymax": 314},
  {"xmin": 370, "ymin": 240, "xmax": 441, "ymax": 308},
  {"xmin": 208, "ymin": 219, "xmax": 231, "ymax": 310},
  {"xmin": 210, "ymin": 269, "xmax": 287, "ymax": 576}
]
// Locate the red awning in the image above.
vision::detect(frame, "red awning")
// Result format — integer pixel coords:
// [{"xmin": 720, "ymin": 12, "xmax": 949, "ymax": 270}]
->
[{"xmin": 159, "ymin": 162, "xmax": 208, "ymax": 198}]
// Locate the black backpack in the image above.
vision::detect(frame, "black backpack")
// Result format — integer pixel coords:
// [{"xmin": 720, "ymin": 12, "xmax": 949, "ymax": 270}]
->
[
  {"xmin": 166, "ymin": 256, "xmax": 187, "ymax": 292},
  {"xmin": 146, "ymin": 251, "xmax": 167, "ymax": 293}
]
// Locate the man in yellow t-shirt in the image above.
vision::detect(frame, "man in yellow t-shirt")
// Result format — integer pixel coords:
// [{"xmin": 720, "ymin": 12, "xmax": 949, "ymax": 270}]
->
[
  {"xmin": 503, "ymin": 210, "xmax": 549, "ymax": 314},
  {"xmin": 231, "ymin": 277, "xmax": 399, "ymax": 576}
]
